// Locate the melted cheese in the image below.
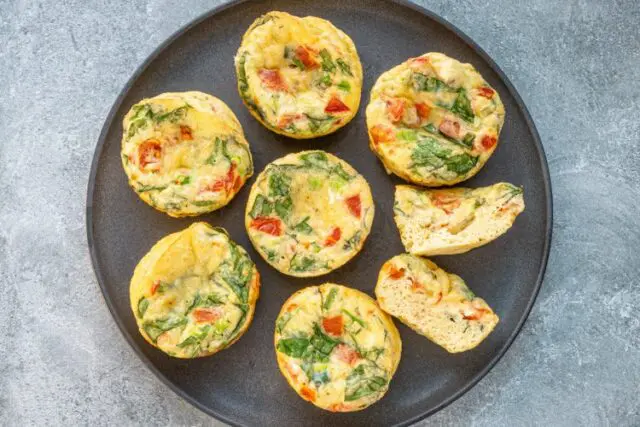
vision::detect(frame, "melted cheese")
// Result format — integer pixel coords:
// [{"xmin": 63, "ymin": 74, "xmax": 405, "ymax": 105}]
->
[
  {"xmin": 245, "ymin": 151, "xmax": 374, "ymax": 277},
  {"xmin": 366, "ymin": 52, "xmax": 505, "ymax": 186},
  {"xmin": 235, "ymin": 11, "xmax": 363, "ymax": 138},
  {"xmin": 274, "ymin": 284, "xmax": 401, "ymax": 411},
  {"xmin": 121, "ymin": 91, "xmax": 253, "ymax": 217},
  {"xmin": 394, "ymin": 183, "xmax": 525, "ymax": 255},
  {"xmin": 375, "ymin": 254, "xmax": 498, "ymax": 353},
  {"xmin": 129, "ymin": 222, "xmax": 260, "ymax": 358}
]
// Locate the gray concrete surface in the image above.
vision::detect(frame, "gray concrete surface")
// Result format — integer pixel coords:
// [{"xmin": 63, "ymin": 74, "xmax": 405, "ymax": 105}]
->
[{"xmin": 1, "ymin": 0, "xmax": 638, "ymax": 425}]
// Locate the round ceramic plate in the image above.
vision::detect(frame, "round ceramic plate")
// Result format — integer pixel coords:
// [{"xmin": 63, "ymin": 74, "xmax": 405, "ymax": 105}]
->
[{"xmin": 86, "ymin": 0, "xmax": 552, "ymax": 425}]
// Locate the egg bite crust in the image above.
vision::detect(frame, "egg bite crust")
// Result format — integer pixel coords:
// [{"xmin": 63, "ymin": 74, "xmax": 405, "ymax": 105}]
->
[
  {"xmin": 121, "ymin": 91, "xmax": 253, "ymax": 217},
  {"xmin": 129, "ymin": 222, "xmax": 260, "ymax": 358},
  {"xmin": 376, "ymin": 254, "xmax": 498, "ymax": 353},
  {"xmin": 245, "ymin": 150, "xmax": 374, "ymax": 277},
  {"xmin": 235, "ymin": 11, "xmax": 363, "ymax": 138},
  {"xmin": 366, "ymin": 52, "xmax": 505, "ymax": 186},
  {"xmin": 274, "ymin": 284, "xmax": 401, "ymax": 412},
  {"xmin": 394, "ymin": 183, "xmax": 525, "ymax": 256}
]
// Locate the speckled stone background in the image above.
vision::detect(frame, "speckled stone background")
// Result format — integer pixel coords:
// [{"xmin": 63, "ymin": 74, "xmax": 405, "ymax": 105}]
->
[{"xmin": 1, "ymin": 0, "xmax": 638, "ymax": 425}]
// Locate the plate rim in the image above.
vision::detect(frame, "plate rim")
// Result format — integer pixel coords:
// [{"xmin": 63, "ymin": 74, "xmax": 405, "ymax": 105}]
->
[{"xmin": 85, "ymin": 0, "xmax": 553, "ymax": 425}]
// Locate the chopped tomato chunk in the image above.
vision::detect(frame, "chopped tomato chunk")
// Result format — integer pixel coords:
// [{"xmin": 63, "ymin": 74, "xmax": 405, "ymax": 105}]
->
[
  {"xmin": 439, "ymin": 119, "xmax": 461, "ymax": 139},
  {"xmin": 386, "ymin": 98, "xmax": 405, "ymax": 123},
  {"xmin": 334, "ymin": 343, "xmax": 360, "ymax": 365},
  {"xmin": 295, "ymin": 45, "xmax": 319, "ymax": 69},
  {"xmin": 463, "ymin": 307, "xmax": 489, "ymax": 321},
  {"xmin": 478, "ymin": 87, "xmax": 495, "ymax": 98},
  {"xmin": 258, "ymin": 69, "xmax": 288, "ymax": 92},
  {"xmin": 431, "ymin": 193, "xmax": 461, "ymax": 214},
  {"xmin": 481, "ymin": 135, "xmax": 497, "ymax": 150},
  {"xmin": 250, "ymin": 217, "xmax": 283, "ymax": 236},
  {"xmin": 277, "ymin": 114, "xmax": 302, "ymax": 129},
  {"xmin": 150, "ymin": 280, "xmax": 160, "ymax": 295},
  {"xmin": 286, "ymin": 303, "xmax": 298, "ymax": 312},
  {"xmin": 324, "ymin": 227, "xmax": 341, "ymax": 247},
  {"xmin": 138, "ymin": 139, "xmax": 162, "ymax": 171},
  {"xmin": 322, "ymin": 315, "xmax": 344, "ymax": 336},
  {"xmin": 325, "ymin": 96, "xmax": 350, "ymax": 113},
  {"xmin": 193, "ymin": 307, "xmax": 220, "ymax": 323},
  {"xmin": 388, "ymin": 265, "xmax": 405, "ymax": 279},
  {"xmin": 415, "ymin": 102, "xmax": 431, "ymax": 120},
  {"xmin": 180, "ymin": 125, "xmax": 193, "ymax": 140},
  {"xmin": 202, "ymin": 163, "xmax": 237, "ymax": 193},
  {"xmin": 345, "ymin": 194, "xmax": 361, "ymax": 218},
  {"xmin": 370, "ymin": 124, "xmax": 394, "ymax": 145},
  {"xmin": 300, "ymin": 386, "xmax": 316, "ymax": 402}
]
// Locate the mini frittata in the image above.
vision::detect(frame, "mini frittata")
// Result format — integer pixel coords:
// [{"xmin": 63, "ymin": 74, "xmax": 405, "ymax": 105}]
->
[
  {"xmin": 376, "ymin": 254, "xmax": 498, "ymax": 353},
  {"xmin": 275, "ymin": 284, "xmax": 401, "ymax": 411},
  {"xmin": 235, "ymin": 11, "xmax": 363, "ymax": 138},
  {"xmin": 245, "ymin": 151, "xmax": 374, "ymax": 277},
  {"xmin": 129, "ymin": 222, "xmax": 260, "ymax": 358},
  {"xmin": 366, "ymin": 52, "xmax": 505, "ymax": 186},
  {"xmin": 394, "ymin": 183, "xmax": 524, "ymax": 256},
  {"xmin": 121, "ymin": 91, "xmax": 253, "ymax": 217}
]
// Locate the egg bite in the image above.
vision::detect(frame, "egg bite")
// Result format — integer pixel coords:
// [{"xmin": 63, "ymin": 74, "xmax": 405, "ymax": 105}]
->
[
  {"xmin": 129, "ymin": 222, "xmax": 260, "ymax": 358},
  {"xmin": 245, "ymin": 151, "xmax": 374, "ymax": 277},
  {"xmin": 274, "ymin": 283, "xmax": 401, "ymax": 411},
  {"xmin": 235, "ymin": 11, "xmax": 363, "ymax": 138},
  {"xmin": 121, "ymin": 91, "xmax": 253, "ymax": 217},
  {"xmin": 394, "ymin": 182, "xmax": 525, "ymax": 256},
  {"xmin": 366, "ymin": 52, "xmax": 505, "ymax": 186},
  {"xmin": 376, "ymin": 254, "xmax": 498, "ymax": 353}
]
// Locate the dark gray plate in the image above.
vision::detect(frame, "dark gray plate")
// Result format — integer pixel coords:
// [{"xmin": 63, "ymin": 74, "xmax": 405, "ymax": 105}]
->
[{"xmin": 86, "ymin": 0, "xmax": 552, "ymax": 425}]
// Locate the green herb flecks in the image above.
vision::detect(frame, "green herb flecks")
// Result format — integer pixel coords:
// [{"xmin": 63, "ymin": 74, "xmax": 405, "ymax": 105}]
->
[
  {"xmin": 322, "ymin": 287, "xmax": 338, "ymax": 311},
  {"xmin": 155, "ymin": 105, "xmax": 189, "ymax": 123},
  {"xmin": 269, "ymin": 171, "xmax": 292, "ymax": 198},
  {"xmin": 450, "ymin": 88, "xmax": 475, "ymax": 122},
  {"xmin": 445, "ymin": 153, "xmax": 478, "ymax": 175},
  {"xmin": 275, "ymin": 196, "xmax": 293, "ymax": 221},
  {"xmin": 320, "ymin": 49, "xmax": 336, "ymax": 73},
  {"xmin": 306, "ymin": 115, "xmax": 335, "ymax": 133},
  {"xmin": 143, "ymin": 317, "xmax": 188, "ymax": 342},
  {"xmin": 343, "ymin": 231, "xmax": 362, "ymax": 251},
  {"xmin": 137, "ymin": 298, "xmax": 149, "ymax": 318},
  {"xmin": 337, "ymin": 80, "xmax": 351, "ymax": 92},
  {"xmin": 342, "ymin": 309, "xmax": 366, "ymax": 327},
  {"xmin": 412, "ymin": 73, "xmax": 454, "ymax": 92},
  {"xmin": 344, "ymin": 364, "xmax": 388, "ymax": 402},
  {"xmin": 127, "ymin": 104, "xmax": 155, "ymax": 138},
  {"xmin": 290, "ymin": 254, "xmax": 316, "ymax": 273},
  {"xmin": 336, "ymin": 58, "xmax": 353, "ymax": 76},
  {"xmin": 137, "ymin": 184, "xmax": 167, "ymax": 193},
  {"xmin": 293, "ymin": 216, "xmax": 313, "ymax": 234},
  {"xmin": 250, "ymin": 194, "xmax": 273, "ymax": 218}
]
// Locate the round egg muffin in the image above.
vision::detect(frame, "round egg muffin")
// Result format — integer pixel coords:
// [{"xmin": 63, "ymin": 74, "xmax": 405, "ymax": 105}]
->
[
  {"xmin": 366, "ymin": 52, "xmax": 505, "ymax": 186},
  {"xmin": 235, "ymin": 11, "xmax": 363, "ymax": 138},
  {"xmin": 245, "ymin": 151, "xmax": 374, "ymax": 277},
  {"xmin": 274, "ymin": 283, "xmax": 401, "ymax": 411},
  {"xmin": 130, "ymin": 222, "xmax": 260, "ymax": 358},
  {"xmin": 376, "ymin": 254, "xmax": 498, "ymax": 353},
  {"xmin": 121, "ymin": 91, "xmax": 253, "ymax": 217}
]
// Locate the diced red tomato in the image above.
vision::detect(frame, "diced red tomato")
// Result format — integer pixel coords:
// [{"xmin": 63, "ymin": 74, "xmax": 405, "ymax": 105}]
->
[
  {"xmin": 324, "ymin": 227, "xmax": 341, "ymax": 247},
  {"xmin": 325, "ymin": 96, "xmax": 350, "ymax": 113},
  {"xmin": 478, "ymin": 87, "xmax": 495, "ymax": 98},
  {"xmin": 201, "ymin": 163, "xmax": 237, "ymax": 194},
  {"xmin": 286, "ymin": 303, "xmax": 298, "ymax": 312},
  {"xmin": 386, "ymin": 98, "xmax": 405, "ymax": 123},
  {"xmin": 295, "ymin": 45, "xmax": 319, "ymax": 69},
  {"xmin": 409, "ymin": 56, "xmax": 430, "ymax": 69},
  {"xmin": 431, "ymin": 193, "xmax": 461, "ymax": 214},
  {"xmin": 300, "ymin": 386, "xmax": 316, "ymax": 402},
  {"xmin": 439, "ymin": 119, "xmax": 461, "ymax": 139},
  {"xmin": 258, "ymin": 69, "xmax": 288, "ymax": 92},
  {"xmin": 138, "ymin": 139, "xmax": 162, "ymax": 171},
  {"xmin": 193, "ymin": 307, "xmax": 220, "ymax": 323},
  {"xmin": 345, "ymin": 194, "xmax": 362, "ymax": 218},
  {"xmin": 388, "ymin": 265, "xmax": 405, "ymax": 279},
  {"xmin": 180, "ymin": 125, "xmax": 193, "ymax": 140},
  {"xmin": 322, "ymin": 315, "xmax": 344, "ymax": 336},
  {"xmin": 463, "ymin": 307, "xmax": 489, "ymax": 321},
  {"xmin": 415, "ymin": 102, "xmax": 431, "ymax": 120},
  {"xmin": 481, "ymin": 135, "xmax": 497, "ymax": 150},
  {"xmin": 370, "ymin": 124, "xmax": 394, "ymax": 145},
  {"xmin": 277, "ymin": 114, "xmax": 302, "ymax": 129},
  {"xmin": 233, "ymin": 175, "xmax": 242, "ymax": 191},
  {"xmin": 250, "ymin": 217, "xmax": 283, "ymax": 236},
  {"xmin": 328, "ymin": 403, "xmax": 350, "ymax": 412},
  {"xmin": 334, "ymin": 343, "xmax": 360, "ymax": 365},
  {"xmin": 150, "ymin": 280, "xmax": 160, "ymax": 295}
]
